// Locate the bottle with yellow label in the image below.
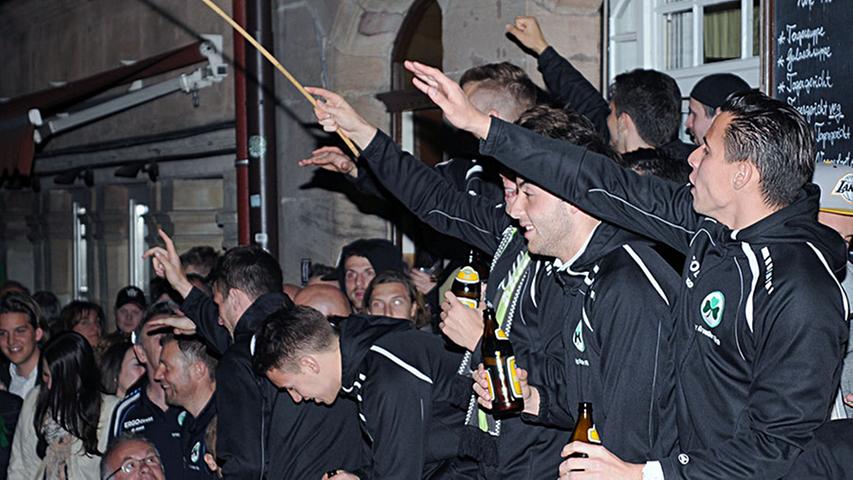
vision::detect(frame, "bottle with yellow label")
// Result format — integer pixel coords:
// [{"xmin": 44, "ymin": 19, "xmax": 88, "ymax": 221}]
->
[
  {"xmin": 481, "ymin": 305, "xmax": 524, "ymax": 415},
  {"xmin": 569, "ymin": 402, "xmax": 601, "ymax": 463},
  {"xmin": 451, "ymin": 249, "xmax": 482, "ymax": 309}
]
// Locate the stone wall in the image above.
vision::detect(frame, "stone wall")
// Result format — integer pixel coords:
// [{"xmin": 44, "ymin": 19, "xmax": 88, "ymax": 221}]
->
[{"xmin": 273, "ymin": 0, "xmax": 603, "ymax": 282}]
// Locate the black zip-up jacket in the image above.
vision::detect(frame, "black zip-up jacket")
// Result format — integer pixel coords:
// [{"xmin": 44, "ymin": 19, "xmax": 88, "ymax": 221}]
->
[
  {"xmin": 537, "ymin": 46, "xmax": 696, "ymax": 163},
  {"xmin": 338, "ymin": 314, "xmax": 473, "ymax": 479},
  {"xmin": 108, "ymin": 379, "xmax": 184, "ymax": 478},
  {"xmin": 360, "ymin": 130, "xmax": 573, "ymax": 479},
  {"xmin": 181, "ymin": 289, "xmax": 364, "ymax": 479},
  {"xmin": 522, "ymin": 222, "xmax": 680, "ymax": 463},
  {"xmin": 479, "ymin": 117, "xmax": 850, "ymax": 479},
  {"xmin": 180, "ymin": 392, "xmax": 217, "ymax": 479}
]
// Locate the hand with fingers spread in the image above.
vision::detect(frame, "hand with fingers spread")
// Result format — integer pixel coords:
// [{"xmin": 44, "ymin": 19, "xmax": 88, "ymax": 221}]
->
[
  {"xmin": 298, "ymin": 146, "xmax": 359, "ymax": 177},
  {"xmin": 472, "ymin": 364, "xmax": 539, "ymax": 414},
  {"xmin": 304, "ymin": 86, "xmax": 378, "ymax": 149},
  {"xmin": 145, "ymin": 315, "xmax": 198, "ymax": 336},
  {"xmin": 143, "ymin": 229, "xmax": 192, "ymax": 299},
  {"xmin": 403, "ymin": 61, "xmax": 492, "ymax": 139},
  {"xmin": 558, "ymin": 443, "xmax": 643, "ymax": 479},
  {"xmin": 439, "ymin": 291, "xmax": 484, "ymax": 351},
  {"xmin": 506, "ymin": 16, "xmax": 549, "ymax": 55}
]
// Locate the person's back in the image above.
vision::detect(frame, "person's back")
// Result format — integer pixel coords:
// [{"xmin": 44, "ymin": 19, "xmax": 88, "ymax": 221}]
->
[{"xmin": 0, "ymin": 391, "xmax": 22, "ymax": 480}]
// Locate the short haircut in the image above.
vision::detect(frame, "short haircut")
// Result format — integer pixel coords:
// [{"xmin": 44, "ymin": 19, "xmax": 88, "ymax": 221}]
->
[
  {"xmin": 252, "ymin": 305, "xmax": 335, "ymax": 375},
  {"xmin": 101, "ymin": 433, "xmax": 161, "ymax": 479},
  {"xmin": 517, "ymin": 105, "xmax": 618, "ymax": 160},
  {"xmin": 308, "ymin": 263, "xmax": 335, "ymax": 280},
  {"xmin": 460, "ymin": 62, "xmax": 539, "ymax": 113},
  {"xmin": 32, "ymin": 291, "xmax": 61, "ymax": 325},
  {"xmin": 60, "ymin": 300, "xmax": 105, "ymax": 331},
  {"xmin": 213, "ymin": 246, "xmax": 283, "ymax": 301},
  {"xmin": 0, "ymin": 280, "xmax": 30, "ymax": 296},
  {"xmin": 618, "ymin": 148, "xmax": 691, "ymax": 184},
  {"xmin": 720, "ymin": 91, "xmax": 815, "ymax": 208},
  {"xmin": 160, "ymin": 334, "xmax": 218, "ymax": 381},
  {"xmin": 134, "ymin": 300, "xmax": 180, "ymax": 344},
  {"xmin": 180, "ymin": 246, "xmax": 220, "ymax": 277},
  {"xmin": 0, "ymin": 292, "xmax": 43, "ymax": 330},
  {"xmin": 608, "ymin": 69, "xmax": 682, "ymax": 147},
  {"xmin": 149, "ymin": 276, "xmax": 183, "ymax": 305}
]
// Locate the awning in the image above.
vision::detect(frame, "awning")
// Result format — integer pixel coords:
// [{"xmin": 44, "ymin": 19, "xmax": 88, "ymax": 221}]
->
[{"xmin": 0, "ymin": 41, "xmax": 207, "ymax": 177}]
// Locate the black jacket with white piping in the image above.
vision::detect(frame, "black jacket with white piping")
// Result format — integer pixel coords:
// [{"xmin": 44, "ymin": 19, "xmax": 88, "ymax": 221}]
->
[
  {"xmin": 337, "ymin": 314, "xmax": 473, "ymax": 479},
  {"xmin": 480, "ymin": 117, "xmax": 850, "ymax": 479}
]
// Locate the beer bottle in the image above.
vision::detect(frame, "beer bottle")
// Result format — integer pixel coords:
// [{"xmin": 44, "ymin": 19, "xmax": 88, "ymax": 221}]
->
[
  {"xmin": 569, "ymin": 402, "xmax": 601, "ymax": 460},
  {"xmin": 481, "ymin": 305, "xmax": 524, "ymax": 415},
  {"xmin": 451, "ymin": 249, "xmax": 482, "ymax": 309}
]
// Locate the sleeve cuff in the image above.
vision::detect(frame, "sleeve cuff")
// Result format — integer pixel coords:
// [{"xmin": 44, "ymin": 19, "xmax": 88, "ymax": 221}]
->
[
  {"xmin": 643, "ymin": 461, "xmax": 665, "ymax": 480},
  {"xmin": 479, "ymin": 117, "xmax": 506, "ymax": 157}
]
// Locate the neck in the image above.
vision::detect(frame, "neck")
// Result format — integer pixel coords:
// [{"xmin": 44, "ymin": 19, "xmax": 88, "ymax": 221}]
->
[
  {"xmin": 719, "ymin": 194, "xmax": 782, "ymax": 231},
  {"xmin": 558, "ymin": 218, "xmax": 601, "ymax": 266},
  {"xmin": 186, "ymin": 382, "xmax": 215, "ymax": 418},
  {"xmin": 145, "ymin": 372, "xmax": 168, "ymax": 411},
  {"xmin": 14, "ymin": 351, "xmax": 39, "ymax": 378},
  {"xmin": 622, "ymin": 135, "xmax": 654, "ymax": 154}
]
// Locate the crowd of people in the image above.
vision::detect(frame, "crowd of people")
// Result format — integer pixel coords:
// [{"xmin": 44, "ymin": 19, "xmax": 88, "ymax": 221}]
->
[{"xmin": 0, "ymin": 15, "xmax": 852, "ymax": 480}]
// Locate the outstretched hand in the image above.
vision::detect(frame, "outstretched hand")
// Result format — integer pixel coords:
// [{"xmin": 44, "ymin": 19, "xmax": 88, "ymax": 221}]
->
[
  {"xmin": 305, "ymin": 86, "xmax": 378, "ymax": 149},
  {"xmin": 143, "ymin": 229, "xmax": 192, "ymax": 299},
  {"xmin": 506, "ymin": 16, "xmax": 549, "ymax": 55},
  {"xmin": 403, "ymin": 61, "xmax": 492, "ymax": 139},
  {"xmin": 298, "ymin": 146, "xmax": 359, "ymax": 178},
  {"xmin": 145, "ymin": 315, "xmax": 197, "ymax": 336}
]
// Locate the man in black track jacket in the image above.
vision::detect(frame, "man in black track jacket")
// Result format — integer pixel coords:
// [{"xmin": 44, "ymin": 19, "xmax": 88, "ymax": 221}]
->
[
  {"xmin": 145, "ymin": 233, "xmax": 364, "ymax": 479},
  {"xmin": 506, "ymin": 16, "xmax": 695, "ymax": 164},
  {"xmin": 404, "ymin": 61, "xmax": 850, "ymax": 479},
  {"xmin": 252, "ymin": 306, "xmax": 474, "ymax": 480},
  {"xmin": 305, "ymin": 88, "xmax": 681, "ymax": 474}
]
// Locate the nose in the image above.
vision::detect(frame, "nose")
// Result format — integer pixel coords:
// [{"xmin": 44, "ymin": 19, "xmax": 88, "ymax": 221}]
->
[
  {"xmin": 507, "ymin": 194, "xmax": 524, "ymax": 220},
  {"xmin": 356, "ymin": 274, "xmax": 367, "ymax": 289},
  {"xmin": 687, "ymin": 148, "xmax": 700, "ymax": 171},
  {"xmin": 153, "ymin": 364, "xmax": 164, "ymax": 382}
]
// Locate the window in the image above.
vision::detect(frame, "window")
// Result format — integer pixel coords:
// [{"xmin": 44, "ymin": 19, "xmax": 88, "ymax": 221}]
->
[
  {"xmin": 128, "ymin": 199, "xmax": 149, "ymax": 290},
  {"xmin": 72, "ymin": 201, "xmax": 89, "ymax": 300}
]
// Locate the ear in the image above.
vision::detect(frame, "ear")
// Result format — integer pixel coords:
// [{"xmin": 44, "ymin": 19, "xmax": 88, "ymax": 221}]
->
[
  {"xmin": 714, "ymin": 106, "xmax": 722, "ymax": 117},
  {"xmin": 34, "ymin": 327, "xmax": 44, "ymax": 343},
  {"xmin": 731, "ymin": 161, "xmax": 754, "ymax": 191},
  {"xmin": 203, "ymin": 453, "xmax": 219, "ymax": 473},
  {"xmin": 299, "ymin": 355, "xmax": 321, "ymax": 374},
  {"xmin": 619, "ymin": 112, "xmax": 635, "ymax": 134},
  {"xmin": 488, "ymin": 108, "xmax": 502, "ymax": 120},
  {"xmin": 133, "ymin": 344, "xmax": 148, "ymax": 365}
]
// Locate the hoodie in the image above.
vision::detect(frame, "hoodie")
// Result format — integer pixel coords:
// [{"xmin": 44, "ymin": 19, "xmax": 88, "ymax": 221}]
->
[
  {"xmin": 337, "ymin": 314, "xmax": 474, "ymax": 479},
  {"xmin": 480, "ymin": 117, "xmax": 850, "ymax": 479}
]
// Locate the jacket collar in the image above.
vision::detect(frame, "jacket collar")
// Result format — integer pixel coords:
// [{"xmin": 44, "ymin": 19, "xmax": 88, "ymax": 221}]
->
[{"xmin": 234, "ymin": 292, "xmax": 293, "ymax": 340}]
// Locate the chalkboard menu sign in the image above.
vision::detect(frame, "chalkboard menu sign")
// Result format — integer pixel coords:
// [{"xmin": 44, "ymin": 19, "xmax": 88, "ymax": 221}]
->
[{"xmin": 771, "ymin": 0, "xmax": 852, "ymax": 166}]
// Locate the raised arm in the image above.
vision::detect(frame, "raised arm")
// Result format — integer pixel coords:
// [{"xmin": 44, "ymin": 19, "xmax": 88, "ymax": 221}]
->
[
  {"xmin": 507, "ymin": 16, "xmax": 610, "ymax": 138},
  {"xmin": 306, "ymin": 87, "xmax": 511, "ymax": 254},
  {"xmin": 404, "ymin": 61, "xmax": 700, "ymax": 253}
]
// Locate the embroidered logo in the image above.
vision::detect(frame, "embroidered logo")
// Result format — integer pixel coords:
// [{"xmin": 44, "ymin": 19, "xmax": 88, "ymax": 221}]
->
[
  {"xmin": 573, "ymin": 319, "xmax": 585, "ymax": 353},
  {"xmin": 178, "ymin": 411, "xmax": 187, "ymax": 426},
  {"xmin": 700, "ymin": 291, "xmax": 725, "ymax": 328},
  {"xmin": 190, "ymin": 441, "xmax": 201, "ymax": 463}
]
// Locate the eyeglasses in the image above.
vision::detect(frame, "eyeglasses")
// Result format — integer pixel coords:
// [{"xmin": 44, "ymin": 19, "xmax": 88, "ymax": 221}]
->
[{"xmin": 105, "ymin": 454, "xmax": 162, "ymax": 479}]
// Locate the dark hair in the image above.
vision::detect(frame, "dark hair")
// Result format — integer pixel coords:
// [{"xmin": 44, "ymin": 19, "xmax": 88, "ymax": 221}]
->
[
  {"xmin": 149, "ymin": 277, "xmax": 183, "ymax": 305},
  {"xmin": 252, "ymin": 306, "xmax": 334, "ymax": 375},
  {"xmin": 35, "ymin": 331, "xmax": 102, "ymax": 456},
  {"xmin": 0, "ymin": 280, "xmax": 31, "ymax": 296},
  {"xmin": 32, "ymin": 291, "xmax": 61, "ymax": 328},
  {"xmin": 0, "ymin": 292, "xmax": 43, "ymax": 330},
  {"xmin": 608, "ymin": 69, "xmax": 682, "ymax": 147},
  {"xmin": 364, "ymin": 270, "xmax": 429, "ymax": 329},
  {"xmin": 719, "ymin": 90, "xmax": 815, "ymax": 208},
  {"xmin": 214, "ymin": 246, "xmax": 283, "ymax": 301},
  {"xmin": 180, "ymin": 246, "xmax": 220, "ymax": 277},
  {"xmin": 60, "ymin": 300, "xmax": 105, "ymax": 332},
  {"xmin": 99, "ymin": 340, "xmax": 134, "ymax": 395},
  {"xmin": 160, "ymin": 334, "xmax": 218, "ymax": 382},
  {"xmin": 101, "ymin": 433, "xmax": 161, "ymax": 478},
  {"xmin": 308, "ymin": 263, "xmax": 335, "ymax": 280},
  {"xmin": 517, "ymin": 105, "xmax": 619, "ymax": 160},
  {"xmin": 618, "ymin": 148, "xmax": 691, "ymax": 184}
]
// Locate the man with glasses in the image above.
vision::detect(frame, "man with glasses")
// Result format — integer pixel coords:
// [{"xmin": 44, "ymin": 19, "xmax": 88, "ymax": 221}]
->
[{"xmin": 101, "ymin": 435, "xmax": 165, "ymax": 480}]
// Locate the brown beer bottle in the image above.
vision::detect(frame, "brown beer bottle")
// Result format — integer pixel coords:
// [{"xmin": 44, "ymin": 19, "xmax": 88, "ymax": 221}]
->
[
  {"xmin": 481, "ymin": 305, "xmax": 524, "ymax": 415},
  {"xmin": 569, "ymin": 402, "xmax": 601, "ymax": 460},
  {"xmin": 451, "ymin": 249, "xmax": 482, "ymax": 309}
]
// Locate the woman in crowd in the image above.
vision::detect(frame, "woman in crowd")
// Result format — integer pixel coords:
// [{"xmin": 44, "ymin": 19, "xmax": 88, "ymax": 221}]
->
[
  {"xmin": 8, "ymin": 331, "xmax": 119, "ymax": 480},
  {"xmin": 59, "ymin": 301, "xmax": 105, "ymax": 349},
  {"xmin": 98, "ymin": 340, "xmax": 145, "ymax": 398}
]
